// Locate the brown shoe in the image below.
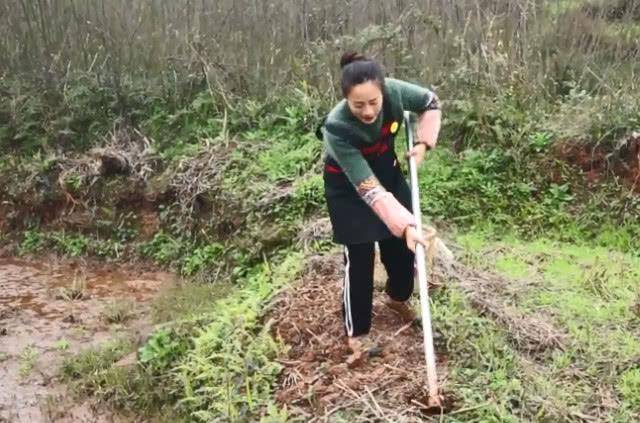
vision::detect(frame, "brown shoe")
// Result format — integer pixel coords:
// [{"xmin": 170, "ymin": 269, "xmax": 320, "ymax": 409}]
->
[
  {"xmin": 385, "ymin": 297, "xmax": 418, "ymax": 324},
  {"xmin": 346, "ymin": 335, "xmax": 382, "ymax": 368}
]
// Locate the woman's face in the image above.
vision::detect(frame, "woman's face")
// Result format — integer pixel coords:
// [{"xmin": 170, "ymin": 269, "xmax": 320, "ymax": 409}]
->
[{"xmin": 346, "ymin": 81, "xmax": 383, "ymax": 125}]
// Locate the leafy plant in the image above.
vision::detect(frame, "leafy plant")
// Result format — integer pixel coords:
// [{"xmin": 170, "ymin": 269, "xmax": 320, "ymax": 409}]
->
[
  {"xmin": 138, "ymin": 329, "xmax": 187, "ymax": 371},
  {"xmin": 139, "ymin": 232, "xmax": 186, "ymax": 266},
  {"xmin": 18, "ymin": 229, "xmax": 47, "ymax": 254},
  {"xmin": 56, "ymin": 339, "xmax": 71, "ymax": 351},
  {"xmin": 181, "ymin": 243, "xmax": 225, "ymax": 276}
]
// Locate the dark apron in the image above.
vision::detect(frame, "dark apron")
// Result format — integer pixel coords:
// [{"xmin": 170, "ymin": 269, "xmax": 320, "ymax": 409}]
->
[{"xmin": 318, "ymin": 96, "xmax": 412, "ymax": 245}]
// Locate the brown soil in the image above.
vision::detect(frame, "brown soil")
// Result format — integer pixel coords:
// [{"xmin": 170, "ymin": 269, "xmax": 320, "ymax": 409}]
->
[
  {"xmin": 270, "ymin": 249, "xmax": 567, "ymax": 421},
  {"xmin": 0, "ymin": 256, "xmax": 174, "ymax": 423},
  {"xmin": 270, "ymin": 253, "xmax": 451, "ymax": 422},
  {"xmin": 554, "ymin": 133, "xmax": 640, "ymax": 189}
]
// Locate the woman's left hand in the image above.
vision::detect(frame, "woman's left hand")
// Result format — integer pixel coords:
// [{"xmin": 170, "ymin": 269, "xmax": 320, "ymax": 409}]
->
[{"xmin": 406, "ymin": 143, "xmax": 428, "ymax": 167}]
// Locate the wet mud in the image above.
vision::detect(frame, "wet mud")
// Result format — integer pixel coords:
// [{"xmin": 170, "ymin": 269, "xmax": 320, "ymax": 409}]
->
[{"xmin": 0, "ymin": 257, "xmax": 172, "ymax": 422}]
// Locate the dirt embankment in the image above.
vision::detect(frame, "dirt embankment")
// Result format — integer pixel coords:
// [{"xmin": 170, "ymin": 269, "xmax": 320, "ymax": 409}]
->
[{"xmin": 554, "ymin": 133, "xmax": 640, "ymax": 189}]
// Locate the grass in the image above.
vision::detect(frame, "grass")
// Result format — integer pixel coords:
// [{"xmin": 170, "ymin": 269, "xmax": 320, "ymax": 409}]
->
[
  {"xmin": 101, "ymin": 300, "xmax": 135, "ymax": 324},
  {"xmin": 56, "ymin": 272, "xmax": 87, "ymax": 301},
  {"xmin": 19, "ymin": 346, "xmax": 39, "ymax": 378},
  {"xmin": 443, "ymin": 231, "xmax": 640, "ymax": 421},
  {"xmin": 150, "ymin": 281, "xmax": 233, "ymax": 324},
  {"xmin": 59, "ymin": 250, "xmax": 303, "ymax": 421},
  {"xmin": 61, "ymin": 339, "xmax": 132, "ymax": 381}
]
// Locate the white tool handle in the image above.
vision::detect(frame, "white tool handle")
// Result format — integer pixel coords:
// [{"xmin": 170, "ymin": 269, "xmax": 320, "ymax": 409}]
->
[{"xmin": 403, "ymin": 111, "xmax": 439, "ymax": 400}]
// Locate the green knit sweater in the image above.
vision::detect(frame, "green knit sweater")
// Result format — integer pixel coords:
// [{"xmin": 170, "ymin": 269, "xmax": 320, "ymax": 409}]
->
[{"xmin": 322, "ymin": 77, "xmax": 437, "ymax": 187}]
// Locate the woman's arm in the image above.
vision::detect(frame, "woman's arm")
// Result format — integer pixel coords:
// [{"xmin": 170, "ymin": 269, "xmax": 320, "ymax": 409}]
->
[
  {"xmin": 386, "ymin": 78, "xmax": 442, "ymax": 166},
  {"xmin": 409, "ymin": 105, "xmax": 441, "ymax": 166},
  {"xmin": 416, "ymin": 104, "xmax": 441, "ymax": 150}
]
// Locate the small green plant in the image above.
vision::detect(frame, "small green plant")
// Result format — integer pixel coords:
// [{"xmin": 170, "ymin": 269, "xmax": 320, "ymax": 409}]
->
[
  {"xmin": 260, "ymin": 402, "xmax": 290, "ymax": 422},
  {"xmin": 57, "ymin": 271, "xmax": 87, "ymax": 301},
  {"xmin": 51, "ymin": 232, "xmax": 90, "ymax": 257},
  {"xmin": 55, "ymin": 339, "xmax": 70, "ymax": 351},
  {"xmin": 101, "ymin": 300, "xmax": 134, "ymax": 324},
  {"xmin": 139, "ymin": 232, "xmax": 185, "ymax": 266},
  {"xmin": 64, "ymin": 174, "xmax": 83, "ymax": 191},
  {"xmin": 181, "ymin": 243, "xmax": 224, "ymax": 276},
  {"xmin": 19, "ymin": 229, "xmax": 47, "ymax": 254},
  {"xmin": 528, "ymin": 131, "xmax": 552, "ymax": 152},
  {"xmin": 93, "ymin": 238, "xmax": 125, "ymax": 259},
  {"xmin": 138, "ymin": 328, "xmax": 187, "ymax": 371},
  {"xmin": 19, "ymin": 346, "xmax": 38, "ymax": 377}
]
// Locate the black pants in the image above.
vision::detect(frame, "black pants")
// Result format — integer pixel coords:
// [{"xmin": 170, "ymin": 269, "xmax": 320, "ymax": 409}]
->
[{"xmin": 342, "ymin": 236, "xmax": 415, "ymax": 337}]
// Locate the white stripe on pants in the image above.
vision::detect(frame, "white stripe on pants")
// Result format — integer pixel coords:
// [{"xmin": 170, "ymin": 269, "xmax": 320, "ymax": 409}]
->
[{"xmin": 343, "ymin": 246, "xmax": 354, "ymax": 336}]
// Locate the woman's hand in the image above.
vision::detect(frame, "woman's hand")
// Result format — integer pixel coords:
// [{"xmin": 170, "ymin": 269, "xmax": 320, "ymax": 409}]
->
[
  {"xmin": 406, "ymin": 143, "xmax": 428, "ymax": 167},
  {"xmin": 403, "ymin": 225, "xmax": 437, "ymax": 253}
]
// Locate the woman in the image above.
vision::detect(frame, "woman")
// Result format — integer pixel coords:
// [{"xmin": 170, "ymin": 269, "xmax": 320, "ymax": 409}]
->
[{"xmin": 317, "ymin": 52, "xmax": 441, "ymax": 358}]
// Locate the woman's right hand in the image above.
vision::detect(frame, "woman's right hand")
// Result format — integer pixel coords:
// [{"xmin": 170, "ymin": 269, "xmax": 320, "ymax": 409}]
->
[{"xmin": 404, "ymin": 225, "xmax": 437, "ymax": 253}]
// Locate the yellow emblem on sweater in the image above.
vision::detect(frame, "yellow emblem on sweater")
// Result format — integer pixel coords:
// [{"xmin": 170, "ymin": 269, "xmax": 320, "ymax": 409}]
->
[{"xmin": 390, "ymin": 121, "xmax": 399, "ymax": 134}]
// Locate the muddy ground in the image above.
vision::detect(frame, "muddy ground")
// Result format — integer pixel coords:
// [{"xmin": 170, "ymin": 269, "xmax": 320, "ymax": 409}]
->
[{"xmin": 0, "ymin": 256, "xmax": 173, "ymax": 423}]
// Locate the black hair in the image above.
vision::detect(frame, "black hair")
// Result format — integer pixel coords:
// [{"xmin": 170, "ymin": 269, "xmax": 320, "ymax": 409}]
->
[{"xmin": 340, "ymin": 52, "xmax": 385, "ymax": 97}]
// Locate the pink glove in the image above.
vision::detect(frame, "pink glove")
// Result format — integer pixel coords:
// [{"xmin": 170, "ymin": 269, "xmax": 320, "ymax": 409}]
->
[{"xmin": 371, "ymin": 192, "xmax": 415, "ymax": 237}]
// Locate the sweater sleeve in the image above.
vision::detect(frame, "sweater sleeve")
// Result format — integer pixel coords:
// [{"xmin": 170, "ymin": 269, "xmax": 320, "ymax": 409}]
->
[{"xmin": 386, "ymin": 78, "xmax": 440, "ymax": 113}]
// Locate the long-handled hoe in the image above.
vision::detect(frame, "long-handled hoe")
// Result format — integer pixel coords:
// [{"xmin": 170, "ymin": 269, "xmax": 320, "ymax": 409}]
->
[{"xmin": 404, "ymin": 111, "xmax": 445, "ymax": 410}]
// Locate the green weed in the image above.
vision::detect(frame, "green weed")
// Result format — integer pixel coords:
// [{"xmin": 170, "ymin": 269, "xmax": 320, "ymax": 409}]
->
[
  {"xmin": 55, "ymin": 339, "xmax": 70, "ymax": 351},
  {"xmin": 18, "ymin": 229, "xmax": 47, "ymax": 255},
  {"xmin": 138, "ymin": 232, "xmax": 186, "ymax": 266},
  {"xmin": 180, "ymin": 243, "xmax": 224, "ymax": 276},
  {"xmin": 19, "ymin": 346, "xmax": 38, "ymax": 378},
  {"xmin": 176, "ymin": 252, "xmax": 303, "ymax": 421},
  {"xmin": 51, "ymin": 232, "xmax": 90, "ymax": 257},
  {"xmin": 101, "ymin": 300, "xmax": 135, "ymax": 324},
  {"xmin": 61, "ymin": 339, "xmax": 132, "ymax": 380},
  {"xmin": 618, "ymin": 368, "xmax": 640, "ymax": 410},
  {"xmin": 138, "ymin": 328, "xmax": 188, "ymax": 371}
]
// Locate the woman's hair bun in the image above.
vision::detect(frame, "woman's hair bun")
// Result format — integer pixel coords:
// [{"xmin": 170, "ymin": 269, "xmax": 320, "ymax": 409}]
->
[{"xmin": 340, "ymin": 51, "xmax": 368, "ymax": 69}]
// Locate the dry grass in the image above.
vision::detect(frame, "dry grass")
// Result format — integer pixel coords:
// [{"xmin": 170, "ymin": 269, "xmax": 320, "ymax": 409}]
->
[
  {"xmin": 1, "ymin": 1, "xmax": 638, "ymax": 95},
  {"xmin": 440, "ymin": 263, "xmax": 567, "ymax": 353}
]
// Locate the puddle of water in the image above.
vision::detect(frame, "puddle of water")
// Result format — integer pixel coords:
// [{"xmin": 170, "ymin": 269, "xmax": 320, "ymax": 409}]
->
[{"xmin": 0, "ymin": 257, "xmax": 173, "ymax": 422}]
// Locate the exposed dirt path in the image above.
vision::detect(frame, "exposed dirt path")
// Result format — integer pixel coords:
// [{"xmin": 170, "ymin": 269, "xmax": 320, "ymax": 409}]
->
[
  {"xmin": 0, "ymin": 256, "xmax": 173, "ymax": 423},
  {"xmin": 270, "ymin": 253, "xmax": 451, "ymax": 422}
]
